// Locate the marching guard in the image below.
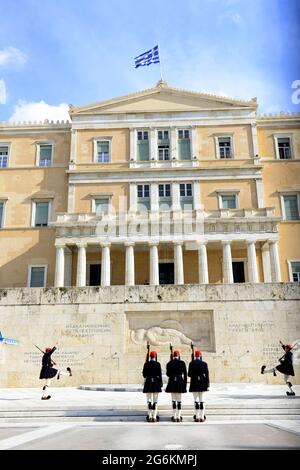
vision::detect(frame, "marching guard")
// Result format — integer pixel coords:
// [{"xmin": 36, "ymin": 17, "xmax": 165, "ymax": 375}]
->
[
  {"xmin": 165, "ymin": 346, "xmax": 187, "ymax": 422},
  {"xmin": 39, "ymin": 344, "xmax": 72, "ymax": 400},
  {"xmin": 142, "ymin": 343, "xmax": 162, "ymax": 422},
  {"xmin": 188, "ymin": 345, "xmax": 210, "ymax": 422},
  {"xmin": 261, "ymin": 341, "xmax": 296, "ymax": 396}
]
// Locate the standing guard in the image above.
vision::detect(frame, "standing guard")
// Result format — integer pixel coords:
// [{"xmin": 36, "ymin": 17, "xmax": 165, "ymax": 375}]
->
[
  {"xmin": 142, "ymin": 343, "xmax": 162, "ymax": 422},
  {"xmin": 261, "ymin": 341, "xmax": 296, "ymax": 396},
  {"xmin": 39, "ymin": 344, "xmax": 72, "ymax": 400},
  {"xmin": 188, "ymin": 344, "xmax": 210, "ymax": 422},
  {"xmin": 165, "ymin": 345, "xmax": 187, "ymax": 422}
]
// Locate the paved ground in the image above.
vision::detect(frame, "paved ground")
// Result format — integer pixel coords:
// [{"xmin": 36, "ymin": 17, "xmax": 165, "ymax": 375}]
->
[{"xmin": 0, "ymin": 384, "xmax": 299, "ymax": 450}]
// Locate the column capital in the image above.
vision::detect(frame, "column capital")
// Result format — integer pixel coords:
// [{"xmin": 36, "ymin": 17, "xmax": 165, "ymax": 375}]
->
[
  {"xmin": 245, "ymin": 239, "xmax": 257, "ymax": 245},
  {"xmin": 100, "ymin": 242, "xmax": 111, "ymax": 248},
  {"xmin": 77, "ymin": 242, "xmax": 87, "ymax": 249},
  {"xmin": 148, "ymin": 240, "xmax": 159, "ymax": 247},
  {"xmin": 124, "ymin": 241, "xmax": 135, "ymax": 247},
  {"xmin": 55, "ymin": 242, "xmax": 66, "ymax": 249},
  {"xmin": 267, "ymin": 239, "xmax": 278, "ymax": 244},
  {"xmin": 173, "ymin": 240, "xmax": 184, "ymax": 246},
  {"xmin": 196, "ymin": 240, "xmax": 207, "ymax": 247},
  {"xmin": 221, "ymin": 239, "xmax": 232, "ymax": 245}
]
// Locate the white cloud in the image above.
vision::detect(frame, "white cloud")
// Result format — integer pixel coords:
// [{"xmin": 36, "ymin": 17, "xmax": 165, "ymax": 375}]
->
[
  {"xmin": 9, "ymin": 100, "xmax": 70, "ymax": 122},
  {"xmin": 0, "ymin": 47, "xmax": 27, "ymax": 67},
  {"xmin": 0, "ymin": 79, "xmax": 6, "ymax": 104},
  {"xmin": 219, "ymin": 10, "xmax": 242, "ymax": 25}
]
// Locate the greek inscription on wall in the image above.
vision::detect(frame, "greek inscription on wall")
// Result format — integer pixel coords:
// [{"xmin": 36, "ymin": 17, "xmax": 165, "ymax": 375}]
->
[
  {"xmin": 262, "ymin": 344, "xmax": 283, "ymax": 365},
  {"xmin": 23, "ymin": 351, "xmax": 83, "ymax": 366},
  {"xmin": 63, "ymin": 323, "xmax": 111, "ymax": 337},
  {"xmin": 227, "ymin": 321, "xmax": 275, "ymax": 333}
]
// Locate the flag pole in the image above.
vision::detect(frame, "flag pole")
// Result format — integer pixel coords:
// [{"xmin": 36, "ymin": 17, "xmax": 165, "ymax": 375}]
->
[{"xmin": 158, "ymin": 43, "xmax": 164, "ymax": 81}]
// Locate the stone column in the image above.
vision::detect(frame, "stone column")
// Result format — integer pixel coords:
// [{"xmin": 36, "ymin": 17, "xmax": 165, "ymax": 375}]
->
[
  {"xmin": 150, "ymin": 128, "xmax": 157, "ymax": 161},
  {"xmin": 172, "ymin": 182, "xmax": 181, "ymax": 211},
  {"xmin": 171, "ymin": 127, "xmax": 178, "ymax": 160},
  {"xmin": 54, "ymin": 245, "xmax": 65, "ymax": 287},
  {"xmin": 101, "ymin": 243, "xmax": 111, "ymax": 286},
  {"xmin": 150, "ymin": 183, "xmax": 159, "ymax": 212},
  {"xmin": 191, "ymin": 126, "xmax": 198, "ymax": 159},
  {"xmin": 149, "ymin": 242, "xmax": 159, "ymax": 285},
  {"xmin": 76, "ymin": 244, "xmax": 87, "ymax": 287},
  {"xmin": 222, "ymin": 241, "xmax": 233, "ymax": 284},
  {"xmin": 269, "ymin": 240, "xmax": 281, "ymax": 282},
  {"xmin": 247, "ymin": 241, "xmax": 259, "ymax": 283},
  {"xmin": 261, "ymin": 242, "xmax": 272, "ymax": 282},
  {"xmin": 198, "ymin": 242, "xmax": 209, "ymax": 284},
  {"xmin": 130, "ymin": 128, "xmax": 136, "ymax": 161},
  {"xmin": 174, "ymin": 242, "xmax": 184, "ymax": 285},
  {"xmin": 125, "ymin": 242, "xmax": 135, "ymax": 286}
]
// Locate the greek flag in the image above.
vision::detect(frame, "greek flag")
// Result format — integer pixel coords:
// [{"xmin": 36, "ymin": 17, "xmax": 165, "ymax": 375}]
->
[
  {"xmin": 0, "ymin": 331, "xmax": 18, "ymax": 345},
  {"xmin": 134, "ymin": 45, "xmax": 160, "ymax": 68}
]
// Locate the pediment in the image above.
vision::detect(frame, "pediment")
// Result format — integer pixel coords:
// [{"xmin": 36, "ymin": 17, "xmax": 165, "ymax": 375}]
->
[{"xmin": 70, "ymin": 82, "xmax": 257, "ymax": 116}]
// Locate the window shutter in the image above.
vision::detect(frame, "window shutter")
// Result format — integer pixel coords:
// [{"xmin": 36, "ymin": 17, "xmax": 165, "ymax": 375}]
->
[
  {"xmin": 35, "ymin": 202, "xmax": 49, "ymax": 226},
  {"xmin": 30, "ymin": 267, "xmax": 45, "ymax": 287},
  {"xmin": 284, "ymin": 196, "xmax": 299, "ymax": 220},
  {"xmin": 221, "ymin": 195, "xmax": 236, "ymax": 209},
  {"xmin": 137, "ymin": 141, "xmax": 149, "ymax": 161},
  {"xmin": 178, "ymin": 140, "xmax": 191, "ymax": 160}
]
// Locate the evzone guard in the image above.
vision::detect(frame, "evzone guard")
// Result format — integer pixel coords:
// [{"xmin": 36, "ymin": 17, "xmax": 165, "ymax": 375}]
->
[
  {"xmin": 165, "ymin": 344, "xmax": 187, "ymax": 422},
  {"xmin": 261, "ymin": 341, "xmax": 296, "ymax": 396},
  {"xmin": 142, "ymin": 343, "xmax": 162, "ymax": 422},
  {"xmin": 38, "ymin": 344, "xmax": 72, "ymax": 400},
  {"xmin": 188, "ymin": 343, "xmax": 210, "ymax": 422}
]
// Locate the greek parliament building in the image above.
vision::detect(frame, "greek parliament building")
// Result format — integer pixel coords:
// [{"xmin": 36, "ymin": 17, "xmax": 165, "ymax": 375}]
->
[{"xmin": 0, "ymin": 81, "xmax": 300, "ymax": 386}]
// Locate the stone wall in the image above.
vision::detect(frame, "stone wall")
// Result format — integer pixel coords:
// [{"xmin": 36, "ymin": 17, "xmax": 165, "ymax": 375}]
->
[{"xmin": 0, "ymin": 283, "xmax": 299, "ymax": 387}]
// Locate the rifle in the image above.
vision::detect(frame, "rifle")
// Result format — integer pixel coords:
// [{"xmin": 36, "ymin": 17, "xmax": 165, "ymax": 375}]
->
[
  {"xmin": 190, "ymin": 341, "xmax": 194, "ymax": 361},
  {"xmin": 169, "ymin": 343, "xmax": 173, "ymax": 360},
  {"xmin": 34, "ymin": 344, "xmax": 57, "ymax": 366},
  {"xmin": 278, "ymin": 340, "xmax": 299, "ymax": 362},
  {"xmin": 146, "ymin": 342, "xmax": 150, "ymax": 362}
]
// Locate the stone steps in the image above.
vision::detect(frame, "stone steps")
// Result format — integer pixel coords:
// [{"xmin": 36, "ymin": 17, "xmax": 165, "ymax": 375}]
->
[{"xmin": 0, "ymin": 405, "xmax": 299, "ymax": 422}]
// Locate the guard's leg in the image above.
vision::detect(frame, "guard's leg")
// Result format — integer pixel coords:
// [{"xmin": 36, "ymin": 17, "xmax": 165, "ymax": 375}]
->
[
  {"xmin": 171, "ymin": 393, "xmax": 177, "ymax": 421},
  {"xmin": 152, "ymin": 393, "xmax": 159, "ymax": 421},
  {"xmin": 199, "ymin": 392, "xmax": 206, "ymax": 422},
  {"xmin": 146, "ymin": 393, "xmax": 152, "ymax": 421},
  {"xmin": 261, "ymin": 366, "xmax": 277, "ymax": 376},
  {"xmin": 193, "ymin": 392, "xmax": 200, "ymax": 421},
  {"xmin": 177, "ymin": 397, "xmax": 182, "ymax": 422},
  {"xmin": 284, "ymin": 375, "xmax": 295, "ymax": 396},
  {"xmin": 41, "ymin": 379, "xmax": 51, "ymax": 400}
]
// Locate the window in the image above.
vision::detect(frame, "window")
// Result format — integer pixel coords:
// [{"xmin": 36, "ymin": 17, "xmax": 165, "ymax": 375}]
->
[
  {"xmin": 0, "ymin": 146, "xmax": 9, "ymax": 168},
  {"xmin": 290, "ymin": 262, "xmax": 300, "ymax": 282},
  {"xmin": 178, "ymin": 129, "xmax": 191, "ymax": 160},
  {"xmin": 218, "ymin": 137, "xmax": 232, "ymax": 159},
  {"xmin": 221, "ymin": 194, "xmax": 237, "ymax": 209},
  {"xmin": 137, "ymin": 131, "xmax": 149, "ymax": 161},
  {"xmin": 278, "ymin": 138, "xmax": 291, "ymax": 160},
  {"xmin": 38, "ymin": 144, "xmax": 52, "ymax": 167},
  {"xmin": 180, "ymin": 183, "xmax": 193, "ymax": 209},
  {"xmin": 283, "ymin": 195, "xmax": 299, "ymax": 220},
  {"xmin": 0, "ymin": 202, "xmax": 4, "ymax": 227},
  {"xmin": 158, "ymin": 130, "xmax": 170, "ymax": 160},
  {"xmin": 96, "ymin": 140, "xmax": 110, "ymax": 163},
  {"xmin": 29, "ymin": 266, "xmax": 47, "ymax": 287},
  {"xmin": 159, "ymin": 184, "xmax": 171, "ymax": 209},
  {"xmin": 95, "ymin": 198, "xmax": 110, "ymax": 215},
  {"xmin": 34, "ymin": 201, "xmax": 50, "ymax": 227},
  {"xmin": 137, "ymin": 184, "xmax": 150, "ymax": 210}
]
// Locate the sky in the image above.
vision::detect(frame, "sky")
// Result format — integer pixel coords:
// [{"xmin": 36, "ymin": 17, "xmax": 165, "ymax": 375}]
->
[{"xmin": 0, "ymin": 0, "xmax": 299, "ymax": 122}]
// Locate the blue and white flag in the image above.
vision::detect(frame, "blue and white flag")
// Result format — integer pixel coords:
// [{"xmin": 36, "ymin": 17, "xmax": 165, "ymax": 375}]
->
[
  {"xmin": 134, "ymin": 45, "xmax": 160, "ymax": 68},
  {"xmin": 0, "ymin": 331, "xmax": 18, "ymax": 345}
]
